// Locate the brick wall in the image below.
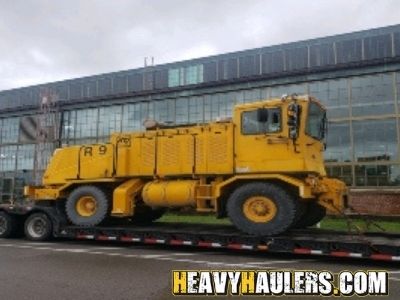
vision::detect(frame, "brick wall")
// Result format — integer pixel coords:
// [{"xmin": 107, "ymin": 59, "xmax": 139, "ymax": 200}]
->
[{"xmin": 347, "ymin": 190, "xmax": 400, "ymax": 216}]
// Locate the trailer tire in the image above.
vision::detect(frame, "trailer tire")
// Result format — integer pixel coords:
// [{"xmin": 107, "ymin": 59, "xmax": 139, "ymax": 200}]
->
[
  {"xmin": 293, "ymin": 202, "xmax": 326, "ymax": 228},
  {"xmin": 227, "ymin": 182, "xmax": 297, "ymax": 236},
  {"xmin": 0, "ymin": 211, "xmax": 19, "ymax": 238},
  {"xmin": 66, "ymin": 185, "xmax": 109, "ymax": 226},
  {"xmin": 24, "ymin": 213, "xmax": 53, "ymax": 241}
]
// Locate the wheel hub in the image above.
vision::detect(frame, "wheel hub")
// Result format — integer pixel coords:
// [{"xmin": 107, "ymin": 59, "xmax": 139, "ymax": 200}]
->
[
  {"xmin": 243, "ymin": 196, "xmax": 277, "ymax": 223},
  {"xmin": 76, "ymin": 196, "xmax": 98, "ymax": 217},
  {"xmin": 27, "ymin": 217, "xmax": 46, "ymax": 238}
]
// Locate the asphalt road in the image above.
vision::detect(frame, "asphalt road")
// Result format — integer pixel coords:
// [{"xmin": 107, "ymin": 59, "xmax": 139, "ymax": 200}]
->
[{"xmin": 0, "ymin": 238, "xmax": 398, "ymax": 300}]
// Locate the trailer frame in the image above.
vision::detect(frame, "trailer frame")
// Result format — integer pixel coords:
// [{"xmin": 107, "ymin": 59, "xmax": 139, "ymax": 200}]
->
[{"xmin": 0, "ymin": 203, "xmax": 399, "ymax": 262}]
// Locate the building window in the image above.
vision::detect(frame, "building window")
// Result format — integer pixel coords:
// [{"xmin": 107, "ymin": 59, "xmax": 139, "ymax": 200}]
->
[
  {"xmin": 325, "ymin": 122, "xmax": 351, "ymax": 162},
  {"xmin": 207, "ymin": 93, "xmax": 233, "ymax": 119},
  {"xmin": 326, "ymin": 165, "xmax": 352, "ymax": 186},
  {"xmin": 122, "ymin": 103, "xmax": 141, "ymax": 131},
  {"xmin": 0, "ymin": 145, "xmax": 17, "ymax": 171},
  {"xmin": 168, "ymin": 64, "xmax": 204, "ymax": 88},
  {"xmin": 239, "ymin": 55, "xmax": 259, "ymax": 77},
  {"xmin": 123, "ymin": 101, "xmax": 155, "ymax": 130},
  {"xmin": 353, "ymin": 119, "xmax": 397, "ymax": 162},
  {"xmin": 175, "ymin": 98, "xmax": 189, "ymax": 124},
  {"xmin": 141, "ymin": 102, "xmax": 154, "ymax": 124},
  {"xmin": 75, "ymin": 108, "xmax": 98, "ymax": 139},
  {"xmin": 262, "ymin": 51, "xmax": 285, "ymax": 74},
  {"xmin": 218, "ymin": 92, "xmax": 236, "ymax": 118},
  {"xmin": 336, "ymin": 38, "xmax": 362, "ymax": 64},
  {"xmin": 185, "ymin": 65, "xmax": 203, "ymax": 85},
  {"xmin": 0, "ymin": 117, "xmax": 19, "ymax": 144},
  {"xmin": 189, "ymin": 96, "xmax": 204, "ymax": 123},
  {"xmin": 154, "ymin": 99, "xmax": 175, "ymax": 123},
  {"xmin": 98, "ymin": 106, "xmax": 122, "ymax": 137},
  {"xmin": 309, "ymin": 78, "xmax": 349, "ymax": 119},
  {"xmin": 309, "ymin": 43, "xmax": 335, "ymax": 68},
  {"xmin": 285, "ymin": 47, "xmax": 308, "ymax": 71},
  {"xmin": 351, "ymin": 73, "xmax": 394, "ymax": 116},
  {"xmin": 168, "ymin": 68, "xmax": 180, "ymax": 87},
  {"xmin": 16, "ymin": 144, "xmax": 35, "ymax": 170},
  {"xmin": 204, "ymin": 94, "xmax": 221, "ymax": 121},
  {"xmin": 243, "ymin": 89, "xmax": 261, "ymax": 103},
  {"xmin": 355, "ymin": 164, "xmax": 400, "ymax": 186},
  {"xmin": 61, "ymin": 110, "xmax": 76, "ymax": 144}
]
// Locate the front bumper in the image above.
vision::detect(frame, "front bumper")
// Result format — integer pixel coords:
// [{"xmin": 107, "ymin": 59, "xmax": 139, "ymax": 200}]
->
[{"xmin": 309, "ymin": 177, "xmax": 348, "ymax": 215}]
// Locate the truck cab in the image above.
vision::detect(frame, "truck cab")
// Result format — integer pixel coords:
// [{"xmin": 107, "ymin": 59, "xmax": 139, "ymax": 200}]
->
[{"xmin": 234, "ymin": 95, "xmax": 327, "ymax": 176}]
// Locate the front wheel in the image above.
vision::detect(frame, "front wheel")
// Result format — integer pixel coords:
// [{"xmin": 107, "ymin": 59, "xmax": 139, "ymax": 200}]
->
[
  {"xmin": 65, "ymin": 185, "xmax": 110, "ymax": 226},
  {"xmin": 226, "ymin": 182, "xmax": 297, "ymax": 236},
  {"xmin": 24, "ymin": 213, "xmax": 53, "ymax": 241}
]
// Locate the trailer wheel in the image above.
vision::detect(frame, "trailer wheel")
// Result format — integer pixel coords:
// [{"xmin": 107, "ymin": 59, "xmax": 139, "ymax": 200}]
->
[
  {"xmin": 227, "ymin": 182, "xmax": 297, "ymax": 236},
  {"xmin": 66, "ymin": 185, "xmax": 109, "ymax": 226},
  {"xmin": 24, "ymin": 213, "xmax": 53, "ymax": 241},
  {"xmin": 0, "ymin": 211, "xmax": 19, "ymax": 238},
  {"xmin": 293, "ymin": 202, "xmax": 326, "ymax": 228}
]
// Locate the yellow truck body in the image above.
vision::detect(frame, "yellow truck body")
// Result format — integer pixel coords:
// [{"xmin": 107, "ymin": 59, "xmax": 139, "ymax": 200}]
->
[{"xmin": 25, "ymin": 95, "xmax": 347, "ymax": 235}]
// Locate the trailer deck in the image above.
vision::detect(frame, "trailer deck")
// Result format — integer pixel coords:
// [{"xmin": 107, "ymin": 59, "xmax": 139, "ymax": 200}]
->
[
  {"xmin": 60, "ymin": 223, "xmax": 400, "ymax": 261},
  {"xmin": 1, "ymin": 203, "xmax": 399, "ymax": 262}
]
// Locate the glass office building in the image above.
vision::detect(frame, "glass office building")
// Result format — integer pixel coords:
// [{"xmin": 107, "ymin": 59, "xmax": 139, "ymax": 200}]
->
[{"xmin": 1, "ymin": 24, "xmax": 400, "ymax": 201}]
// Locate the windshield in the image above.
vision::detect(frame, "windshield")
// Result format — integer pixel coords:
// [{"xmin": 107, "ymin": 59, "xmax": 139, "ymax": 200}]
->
[{"xmin": 306, "ymin": 102, "xmax": 326, "ymax": 141}]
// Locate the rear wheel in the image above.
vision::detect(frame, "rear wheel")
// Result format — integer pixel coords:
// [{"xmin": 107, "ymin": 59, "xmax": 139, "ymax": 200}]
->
[
  {"xmin": 66, "ymin": 185, "xmax": 109, "ymax": 226},
  {"xmin": 227, "ymin": 182, "xmax": 297, "ymax": 236},
  {"xmin": 24, "ymin": 213, "xmax": 53, "ymax": 241},
  {"xmin": 0, "ymin": 211, "xmax": 19, "ymax": 238},
  {"xmin": 293, "ymin": 202, "xmax": 326, "ymax": 228}
]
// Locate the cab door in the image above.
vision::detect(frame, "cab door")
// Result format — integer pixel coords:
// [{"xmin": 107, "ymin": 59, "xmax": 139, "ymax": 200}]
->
[{"xmin": 234, "ymin": 107, "xmax": 291, "ymax": 173}]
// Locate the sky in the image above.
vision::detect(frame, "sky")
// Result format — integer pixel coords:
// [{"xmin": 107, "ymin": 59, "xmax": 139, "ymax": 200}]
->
[{"xmin": 0, "ymin": 0, "xmax": 399, "ymax": 91}]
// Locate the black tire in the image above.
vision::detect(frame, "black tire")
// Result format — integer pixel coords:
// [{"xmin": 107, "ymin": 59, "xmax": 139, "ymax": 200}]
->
[
  {"xmin": 293, "ymin": 202, "xmax": 326, "ymax": 228},
  {"xmin": 24, "ymin": 213, "xmax": 53, "ymax": 241},
  {"xmin": 290, "ymin": 200, "xmax": 308, "ymax": 229},
  {"xmin": 130, "ymin": 206, "xmax": 166, "ymax": 225},
  {"xmin": 226, "ymin": 182, "xmax": 297, "ymax": 236},
  {"xmin": 0, "ymin": 211, "xmax": 19, "ymax": 238},
  {"xmin": 66, "ymin": 185, "xmax": 109, "ymax": 226}
]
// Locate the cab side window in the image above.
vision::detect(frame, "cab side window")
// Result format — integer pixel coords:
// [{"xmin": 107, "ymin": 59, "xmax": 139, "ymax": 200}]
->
[{"xmin": 241, "ymin": 108, "xmax": 281, "ymax": 135}]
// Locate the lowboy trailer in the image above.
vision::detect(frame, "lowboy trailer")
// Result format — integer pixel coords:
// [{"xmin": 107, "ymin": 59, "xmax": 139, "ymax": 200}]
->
[{"xmin": 0, "ymin": 203, "xmax": 399, "ymax": 262}]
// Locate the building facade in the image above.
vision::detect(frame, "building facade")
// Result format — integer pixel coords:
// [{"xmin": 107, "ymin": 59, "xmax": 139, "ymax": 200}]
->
[{"xmin": 1, "ymin": 24, "xmax": 400, "ymax": 202}]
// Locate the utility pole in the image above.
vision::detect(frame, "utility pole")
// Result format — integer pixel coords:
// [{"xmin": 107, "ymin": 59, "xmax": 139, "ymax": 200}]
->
[{"xmin": 33, "ymin": 89, "xmax": 60, "ymax": 185}]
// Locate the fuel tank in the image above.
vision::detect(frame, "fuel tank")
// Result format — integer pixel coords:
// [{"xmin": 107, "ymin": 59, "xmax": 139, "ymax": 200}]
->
[{"xmin": 142, "ymin": 180, "xmax": 198, "ymax": 207}]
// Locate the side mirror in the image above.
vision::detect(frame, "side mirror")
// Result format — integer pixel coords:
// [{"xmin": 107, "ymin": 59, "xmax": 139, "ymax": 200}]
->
[{"xmin": 257, "ymin": 108, "xmax": 269, "ymax": 123}]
